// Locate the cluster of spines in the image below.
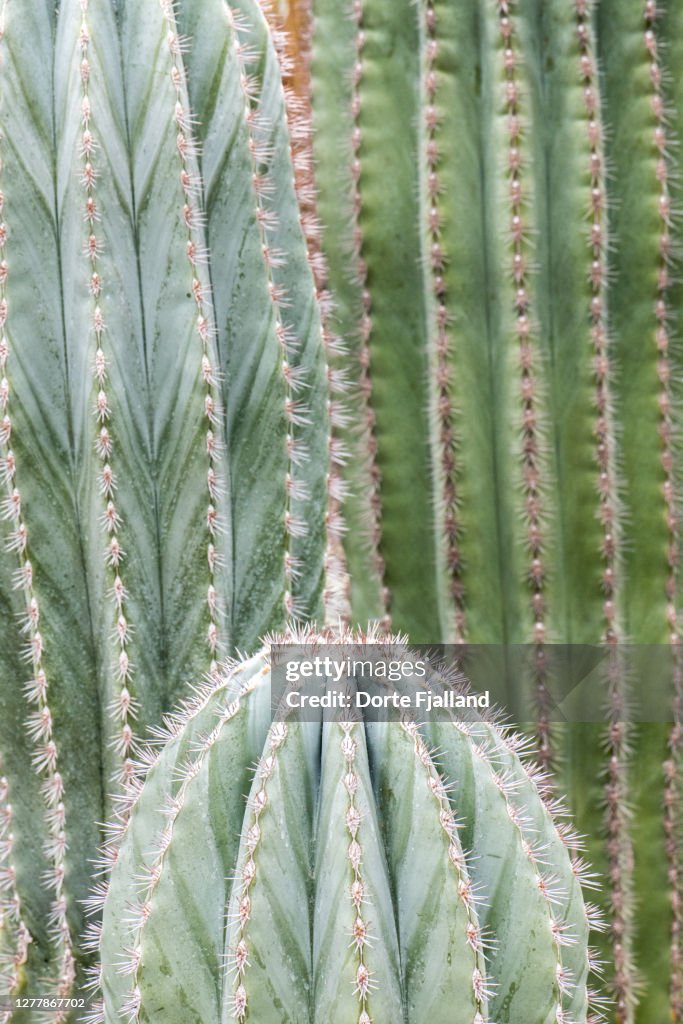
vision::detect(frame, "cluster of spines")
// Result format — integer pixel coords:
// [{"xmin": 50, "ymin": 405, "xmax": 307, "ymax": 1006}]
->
[
  {"xmin": 421, "ymin": 0, "xmax": 465, "ymax": 643},
  {"xmin": 495, "ymin": 0, "xmax": 552, "ymax": 768},
  {"xmin": 227, "ymin": 718, "xmax": 288, "ymax": 1021},
  {"xmin": 574, "ymin": 2, "xmax": 633, "ymax": 1018},
  {"xmin": 0, "ymin": 771, "xmax": 30, "ymax": 1018},
  {"xmin": 78, "ymin": 0, "xmax": 140, "ymax": 796},
  {"xmin": 347, "ymin": 0, "xmax": 390, "ymax": 629},
  {"xmin": 642, "ymin": 1, "xmax": 683, "ymax": 1016},
  {"xmin": 227, "ymin": 3, "xmax": 313, "ymax": 621},
  {"xmin": 403, "ymin": 718, "xmax": 489, "ymax": 1021},
  {"xmin": 338, "ymin": 721, "xmax": 375, "ymax": 1022},
  {"xmin": 261, "ymin": 0, "xmax": 352, "ymax": 625},
  {"xmin": 0, "ymin": 19, "xmax": 75, "ymax": 1008},
  {"xmin": 159, "ymin": 0, "xmax": 225, "ymax": 672}
]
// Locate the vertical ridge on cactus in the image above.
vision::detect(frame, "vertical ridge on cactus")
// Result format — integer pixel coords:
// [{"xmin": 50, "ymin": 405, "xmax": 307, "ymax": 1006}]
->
[
  {"xmin": 228, "ymin": 2, "xmax": 312, "ymax": 621},
  {"xmin": 308, "ymin": 0, "xmax": 386, "ymax": 630},
  {"xmin": 72, "ymin": 0, "xmax": 143, "ymax": 793},
  {"xmin": 420, "ymin": 0, "xmax": 465, "ymax": 645},
  {"xmin": 314, "ymin": 0, "xmax": 442, "ymax": 640},
  {"xmin": 0, "ymin": 2, "xmax": 94, "ymax": 1007},
  {"xmin": 229, "ymin": 0, "xmax": 330, "ymax": 625},
  {"xmin": 114, "ymin": 0, "xmax": 230, "ymax": 695},
  {"xmin": 658, "ymin": 0, "xmax": 683, "ymax": 988},
  {"xmin": 592, "ymin": 2, "xmax": 682, "ymax": 1018},
  {"xmin": 346, "ymin": 0, "xmax": 391, "ymax": 632},
  {"xmin": 261, "ymin": 0, "xmax": 352, "ymax": 624}
]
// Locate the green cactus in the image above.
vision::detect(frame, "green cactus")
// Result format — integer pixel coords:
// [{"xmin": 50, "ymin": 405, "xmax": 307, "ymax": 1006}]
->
[
  {"xmin": 0, "ymin": 0, "xmax": 675, "ymax": 1019},
  {"xmin": 97, "ymin": 629, "xmax": 598, "ymax": 1024},
  {"xmin": 307, "ymin": 0, "xmax": 683, "ymax": 1019},
  {"xmin": 0, "ymin": 0, "xmax": 341, "ymax": 1011}
]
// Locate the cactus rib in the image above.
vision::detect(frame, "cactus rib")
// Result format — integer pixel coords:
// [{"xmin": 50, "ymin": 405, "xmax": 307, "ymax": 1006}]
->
[
  {"xmin": 0, "ymin": 26, "xmax": 75, "ymax": 1003},
  {"xmin": 264, "ymin": 0, "xmax": 352, "ymax": 624},
  {"xmin": 99, "ymin": 661, "xmax": 265, "ymax": 1024},
  {"xmin": 77, "ymin": 0, "xmax": 141, "ymax": 793},
  {"xmin": 345, "ymin": 0, "xmax": 390, "ymax": 630},
  {"xmin": 227, "ymin": 3, "xmax": 305, "ymax": 620},
  {"xmin": 573, "ymin": 3, "xmax": 634, "ymax": 1015},
  {"xmin": 226, "ymin": 719, "xmax": 291, "ymax": 1022},
  {"xmin": 642, "ymin": 0, "xmax": 683, "ymax": 1011},
  {"xmin": 338, "ymin": 721, "xmax": 375, "ymax": 1023},
  {"xmin": 157, "ymin": 0, "xmax": 226, "ymax": 671},
  {"xmin": 230, "ymin": 0, "xmax": 329, "ymax": 623},
  {"xmin": 420, "ymin": 0, "xmax": 465, "ymax": 644}
]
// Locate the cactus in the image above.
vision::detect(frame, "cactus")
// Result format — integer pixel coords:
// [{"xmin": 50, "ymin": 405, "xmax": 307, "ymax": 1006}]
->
[
  {"xmin": 0, "ymin": 0, "xmax": 672, "ymax": 1019},
  {"xmin": 97, "ymin": 629, "xmax": 598, "ymax": 1024},
  {"xmin": 0, "ymin": 0, "xmax": 341, "ymax": 1011},
  {"xmin": 306, "ymin": 0, "xmax": 683, "ymax": 1019}
]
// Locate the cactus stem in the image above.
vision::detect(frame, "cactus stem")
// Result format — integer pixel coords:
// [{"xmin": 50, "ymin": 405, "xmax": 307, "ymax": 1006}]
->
[
  {"xmin": 261, "ymin": 2, "xmax": 352, "ymax": 625},
  {"xmin": 0, "ymin": 770, "xmax": 30, "ymax": 1020},
  {"xmin": 159, "ymin": 0, "xmax": 226, "ymax": 673},
  {"xmin": 228, "ymin": 4, "xmax": 313, "ymax": 622},
  {"xmin": 346, "ymin": 0, "xmax": 390, "ymax": 630},
  {"xmin": 0, "ymin": 21, "xmax": 75, "ymax": 1000},
  {"xmin": 641, "ymin": 1, "xmax": 683, "ymax": 1015},
  {"xmin": 494, "ymin": 0, "xmax": 554, "ymax": 772},
  {"xmin": 227, "ymin": 717, "xmax": 290, "ymax": 1022},
  {"xmin": 420, "ymin": 0, "xmax": 465, "ymax": 644},
  {"xmin": 78, "ymin": 0, "xmax": 141, "ymax": 797},
  {"xmin": 574, "ymin": 4, "xmax": 635, "ymax": 1016}
]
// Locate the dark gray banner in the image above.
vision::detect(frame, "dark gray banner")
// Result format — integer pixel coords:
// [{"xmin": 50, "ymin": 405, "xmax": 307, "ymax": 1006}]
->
[{"xmin": 270, "ymin": 642, "xmax": 680, "ymax": 723}]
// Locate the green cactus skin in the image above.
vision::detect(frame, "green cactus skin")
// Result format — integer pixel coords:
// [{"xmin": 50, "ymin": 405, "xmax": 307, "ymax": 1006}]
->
[
  {"xmin": 308, "ymin": 0, "xmax": 682, "ymax": 1019},
  {"xmin": 0, "ymin": 0, "xmax": 332, "ymax": 1011},
  {"xmin": 98, "ymin": 629, "xmax": 597, "ymax": 1024},
  {"xmin": 661, "ymin": 4, "xmax": 683, "ymax": 1015},
  {"xmin": 594, "ymin": 6, "xmax": 681, "ymax": 1013},
  {"xmin": 312, "ymin": 0, "xmax": 441, "ymax": 639}
]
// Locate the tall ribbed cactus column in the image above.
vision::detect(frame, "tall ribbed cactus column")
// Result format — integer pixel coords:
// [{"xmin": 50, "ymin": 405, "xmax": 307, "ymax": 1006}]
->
[
  {"xmin": 309, "ymin": 0, "xmax": 683, "ymax": 1019},
  {"xmin": 0, "ymin": 0, "xmax": 330, "ymax": 1012},
  {"xmin": 594, "ymin": 4, "xmax": 682, "ymax": 1019},
  {"xmin": 312, "ymin": 0, "xmax": 439, "ymax": 638}
]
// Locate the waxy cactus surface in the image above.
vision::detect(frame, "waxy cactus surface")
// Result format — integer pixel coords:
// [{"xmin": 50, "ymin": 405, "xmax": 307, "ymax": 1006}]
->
[
  {"xmin": 308, "ymin": 0, "xmax": 683, "ymax": 1018},
  {"xmin": 0, "ymin": 0, "xmax": 678, "ymax": 1020},
  {"xmin": 0, "ymin": 0, "xmax": 337, "ymax": 1012},
  {"xmin": 99, "ymin": 630, "xmax": 597, "ymax": 1024}
]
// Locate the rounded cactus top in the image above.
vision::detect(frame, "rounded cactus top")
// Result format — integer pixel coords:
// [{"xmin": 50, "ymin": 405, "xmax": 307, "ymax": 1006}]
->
[{"xmin": 97, "ymin": 627, "xmax": 600, "ymax": 1024}]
